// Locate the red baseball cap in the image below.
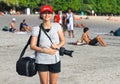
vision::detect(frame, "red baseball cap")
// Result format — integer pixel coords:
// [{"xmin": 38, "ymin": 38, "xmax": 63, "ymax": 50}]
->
[{"xmin": 40, "ymin": 5, "xmax": 53, "ymax": 14}]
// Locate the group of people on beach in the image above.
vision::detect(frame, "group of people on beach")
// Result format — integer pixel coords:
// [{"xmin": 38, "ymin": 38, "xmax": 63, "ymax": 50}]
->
[
  {"xmin": 53, "ymin": 8, "xmax": 75, "ymax": 38},
  {"xmin": 6, "ymin": 5, "xmax": 106, "ymax": 83},
  {"xmin": 2, "ymin": 5, "xmax": 107, "ymax": 84},
  {"xmin": 53, "ymin": 7, "xmax": 106, "ymax": 47},
  {"xmin": 7, "ymin": 18, "xmax": 31, "ymax": 33},
  {"xmin": 29, "ymin": 5, "xmax": 107, "ymax": 84},
  {"xmin": 54, "ymin": 8, "xmax": 87, "ymax": 38}
]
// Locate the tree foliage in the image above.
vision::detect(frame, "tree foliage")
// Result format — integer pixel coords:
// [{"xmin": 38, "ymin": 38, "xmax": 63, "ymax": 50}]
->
[{"xmin": 0, "ymin": 0, "xmax": 120, "ymax": 15}]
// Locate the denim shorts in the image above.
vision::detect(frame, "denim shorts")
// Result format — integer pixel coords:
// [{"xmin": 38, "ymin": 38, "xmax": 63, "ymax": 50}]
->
[{"xmin": 36, "ymin": 61, "xmax": 61, "ymax": 73}]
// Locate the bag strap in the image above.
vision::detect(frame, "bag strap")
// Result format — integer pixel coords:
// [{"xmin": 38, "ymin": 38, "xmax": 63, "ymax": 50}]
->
[
  {"xmin": 40, "ymin": 24, "xmax": 53, "ymax": 44},
  {"xmin": 18, "ymin": 26, "xmax": 41, "ymax": 60}
]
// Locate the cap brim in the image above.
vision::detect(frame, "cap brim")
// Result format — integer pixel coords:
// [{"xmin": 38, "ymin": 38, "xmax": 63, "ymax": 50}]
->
[{"xmin": 41, "ymin": 10, "xmax": 53, "ymax": 13}]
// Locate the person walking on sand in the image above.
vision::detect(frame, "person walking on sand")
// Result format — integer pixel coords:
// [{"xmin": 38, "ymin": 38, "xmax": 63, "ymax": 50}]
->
[
  {"xmin": 76, "ymin": 27, "xmax": 106, "ymax": 47},
  {"xmin": 30, "ymin": 5, "xmax": 65, "ymax": 84},
  {"xmin": 66, "ymin": 8, "xmax": 74, "ymax": 38}
]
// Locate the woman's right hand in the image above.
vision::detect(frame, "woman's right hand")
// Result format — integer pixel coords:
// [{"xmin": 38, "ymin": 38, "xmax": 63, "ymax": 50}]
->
[{"xmin": 42, "ymin": 48, "xmax": 57, "ymax": 55}]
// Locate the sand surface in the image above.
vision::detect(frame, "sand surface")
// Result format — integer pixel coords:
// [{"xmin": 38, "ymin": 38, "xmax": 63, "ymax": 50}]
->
[{"xmin": 0, "ymin": 15, "xmax": 120, "ymax": 84}]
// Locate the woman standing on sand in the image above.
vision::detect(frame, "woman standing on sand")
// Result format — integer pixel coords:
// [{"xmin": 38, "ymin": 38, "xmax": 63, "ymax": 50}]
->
[{"xmin": 30, "ymin": 5, "xmax": 65, "ymax": 84}]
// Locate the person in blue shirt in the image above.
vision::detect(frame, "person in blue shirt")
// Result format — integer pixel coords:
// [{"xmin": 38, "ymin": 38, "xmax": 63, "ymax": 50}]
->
[{"xmin": 19, "ymin": 19, "xmax": 31, "ymax": 32}]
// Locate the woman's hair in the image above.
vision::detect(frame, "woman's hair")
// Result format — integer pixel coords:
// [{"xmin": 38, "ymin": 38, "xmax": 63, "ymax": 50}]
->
[
  {"xmin": 83, "ymin": 27, "xmax": 89, "ymax": 33},
  {"xmin": 39, "ymin": 15, "xmax": 43, "ymax": 19},
  {"xmin": 55, "ymin": 10, "xmax": 59, "ymax": 14}
]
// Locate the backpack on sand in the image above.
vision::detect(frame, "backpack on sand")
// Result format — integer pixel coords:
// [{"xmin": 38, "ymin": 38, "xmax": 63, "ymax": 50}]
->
[
  {"xmin": 114, "ymin": 28, "xmax": 120, "ymax": 36},
  {"xmin": 2, "ymin": 26, "xmax": 9, "ymax": 31}
]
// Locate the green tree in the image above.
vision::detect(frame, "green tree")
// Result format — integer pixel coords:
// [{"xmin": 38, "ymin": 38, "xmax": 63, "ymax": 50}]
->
[{"xmin": 1, "ymin": 0, "xmax": 120, "ymax": 15}]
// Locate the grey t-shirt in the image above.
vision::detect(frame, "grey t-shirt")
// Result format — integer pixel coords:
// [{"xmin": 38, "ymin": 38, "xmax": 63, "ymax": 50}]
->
[{"xmin": 31, "ymin": 23, "xmax": 62, "ymax": 64}]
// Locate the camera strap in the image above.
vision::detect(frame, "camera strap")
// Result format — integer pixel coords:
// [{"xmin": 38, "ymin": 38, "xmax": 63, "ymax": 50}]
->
[
  {"xmin": 40, "ymin": 24, "xmax": 73, "ymax": 57},
  {"xmin": 40, "ymin": 24, "xmax": 53, "ymax": 44}
]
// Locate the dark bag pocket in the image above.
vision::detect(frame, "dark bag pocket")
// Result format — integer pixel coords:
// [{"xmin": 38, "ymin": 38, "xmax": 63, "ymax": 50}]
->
[
  {"xmin": 66, "ymin": 19, "xmax": 69, "ymax": 24},
  {"xmin": 2, "ymin": 28, "xmax": 8, "ymax": 31},
  {"xmin": 16, "ymin": 57, "xmax": 37, "ymax": 77}
]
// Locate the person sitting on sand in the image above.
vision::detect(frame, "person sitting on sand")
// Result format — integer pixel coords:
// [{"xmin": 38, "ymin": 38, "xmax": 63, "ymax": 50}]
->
[
  {"xmin": 19, "ymin": 19, "xmax": 31, "ymax": 32},
  {"xmin": 76, "ymin": 27, "xmax": 106, "ymax": 47},
  {"xmin": 9, "ymin": 18, "xmax": 19, "ymax": 32}
]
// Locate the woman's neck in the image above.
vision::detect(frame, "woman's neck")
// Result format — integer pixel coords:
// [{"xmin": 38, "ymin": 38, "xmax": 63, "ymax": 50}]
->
[{"xmin": 42, "ymin": 21, "xmax": 51, "ymax": 29}]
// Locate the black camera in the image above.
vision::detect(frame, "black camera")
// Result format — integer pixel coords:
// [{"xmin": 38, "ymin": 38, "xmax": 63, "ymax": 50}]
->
[{"xmin": 59, "ymin": 47, "xmax": 74, "ymax": 57}]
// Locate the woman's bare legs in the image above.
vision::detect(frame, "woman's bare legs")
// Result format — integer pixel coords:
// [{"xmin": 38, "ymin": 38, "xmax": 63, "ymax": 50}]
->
[
  {"xmin": 38, "ymin": 72, "xmax": 48, "ymax": 84},
  {"xmin": 38, "ymin": 72, "xmax": 58, "ymax": 84},
  {"xmin": 49, "ymin": 72, "xmax": 58, "ymax": 84}
]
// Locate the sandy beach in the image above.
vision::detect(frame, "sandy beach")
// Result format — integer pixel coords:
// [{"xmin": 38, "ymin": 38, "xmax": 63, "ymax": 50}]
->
[{"xmin": 0, "ymin": 15, "xmax": 120, "ymax": 84}]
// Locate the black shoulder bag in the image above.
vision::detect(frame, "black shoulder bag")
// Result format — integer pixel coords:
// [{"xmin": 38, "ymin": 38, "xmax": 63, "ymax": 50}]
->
[{"xmin": 16, "ymin": 26, "xmax": 41, "ymax": 77}]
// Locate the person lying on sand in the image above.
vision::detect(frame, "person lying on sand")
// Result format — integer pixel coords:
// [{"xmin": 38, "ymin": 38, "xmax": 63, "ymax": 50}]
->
[
  {"xmin": 74, "ymin": 23, "xmax": 86, "ymax": 28},
  {"xmin": 107, "ymin": 16, "xmax": 117, "ymax": 21},
  {"xmin": 75, "ymin": 27, "xmax": 106, "ymax": 47}
]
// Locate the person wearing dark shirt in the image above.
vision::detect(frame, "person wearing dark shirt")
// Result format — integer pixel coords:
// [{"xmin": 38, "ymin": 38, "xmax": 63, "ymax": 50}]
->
[{"xmin": 19, "ymin": 19, "xmax": 31, "ymax": 32}]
